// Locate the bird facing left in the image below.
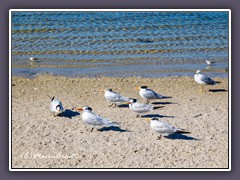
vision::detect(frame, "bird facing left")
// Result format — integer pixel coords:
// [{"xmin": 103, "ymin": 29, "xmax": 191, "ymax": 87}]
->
[
  {"xmin": 75, "ymin": 106, "xmax": 120, "ymax": 132},
  {"xmin": 103, "ymin": 88, "xmax": 131, "ymax": 108}
]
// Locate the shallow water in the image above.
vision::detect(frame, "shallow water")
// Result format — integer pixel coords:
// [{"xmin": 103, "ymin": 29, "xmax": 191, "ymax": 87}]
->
[{"xmin": 11, "ymin": 11, "xmax": 229, "ymax": 78}]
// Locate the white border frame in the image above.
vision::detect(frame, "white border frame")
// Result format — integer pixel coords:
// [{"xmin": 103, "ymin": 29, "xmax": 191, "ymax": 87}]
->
[{"xmin": 9, "ymin": 9, "xmax": 231, "ymax": 171}]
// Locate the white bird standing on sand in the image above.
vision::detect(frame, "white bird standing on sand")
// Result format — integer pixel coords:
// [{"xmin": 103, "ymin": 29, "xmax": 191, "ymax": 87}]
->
[
  {"xmin": 50, "ymin": 96, "xmax": 64, "ymax": 116},
  {"xmin": 75, "ymin": 106, "xmax": 119, "ymax": 131},
  {"xmin": 128, "ymin": 99, "xmax": 163, "ymax": 118},
  {"xmin": 206, "ymin": 60, "xmax": 215, "ymax": 65},
  {"xmin": 137, "ymin": 86, "xmax": 167, "ymax": 104},
  {"xmin": 104, "ymin": 89, "xmax": 130, "ymax": 108},
  {"xmin": 145, "ymin": 117, "xmax": 191, "ymax": 140},
  {"xmin": 194, "ymin": 70, "xmax": 219, "ymax": 92}
]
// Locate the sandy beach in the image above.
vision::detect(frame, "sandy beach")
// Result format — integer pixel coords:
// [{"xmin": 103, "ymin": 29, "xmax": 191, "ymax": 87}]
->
[{"xmin": 11, "ymin": 74, "xmax": 229, "ymax": 169}]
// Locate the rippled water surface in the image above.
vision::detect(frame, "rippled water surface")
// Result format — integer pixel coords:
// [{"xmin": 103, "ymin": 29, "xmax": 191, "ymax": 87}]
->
[{"xmin": 11, "ymin": 11, "xmax": 229, "ymax": 77}]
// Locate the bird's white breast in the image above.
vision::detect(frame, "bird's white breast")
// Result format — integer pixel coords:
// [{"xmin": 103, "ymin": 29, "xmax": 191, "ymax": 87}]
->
[
  {"xmin": 194, "ymin": 74, "xmax": 206, "ymax": 85},
  {"xmin": 104, "ymin": 91, "xmax": 118, "ymax": 102},
  {"xmin": 139, "ymin": 89, "xmax": 147, "ymax": 98},
  {"xmin": 50, "ymin": 100, "xmax": 63, "ymax": 113}
]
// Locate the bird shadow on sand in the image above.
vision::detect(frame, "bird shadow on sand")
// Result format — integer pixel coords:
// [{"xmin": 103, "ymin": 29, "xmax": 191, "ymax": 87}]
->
[
  {"xmin": 164, "ymin": 134, "xmax": 200, "ymax": 140},
  {"xmin": 99, "ymin": 126, "xmax": 128, "ymax": 132},
  {"xmin": 61, "ymin": 109, "xmax": 80, "ymax": 119},
  {"xmin": 151, "ymin": 102, "xmax": 177, "ymax": 105},
  {"xmin": 209, "ymin": 89, "xmax": 228, "ymax": 92},
  {"xmin": 141, "ymin": 114, "xmax": 175, "ymax": 118}
]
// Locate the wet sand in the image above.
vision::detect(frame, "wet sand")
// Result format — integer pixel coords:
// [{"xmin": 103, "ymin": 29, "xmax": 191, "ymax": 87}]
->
[{"xmin": 11, "ymin": 75, "xmax": 229, "ymax": 169}]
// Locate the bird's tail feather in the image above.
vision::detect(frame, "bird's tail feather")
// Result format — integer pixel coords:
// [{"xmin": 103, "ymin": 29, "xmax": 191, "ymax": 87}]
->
[
  {"xmin": 161, "ymin": 96, "xmax": 172, "ymax": 99},
  {"xmin": 175, "ymin": 129, "xmax": 191, "ymax": 134},
  {"xmin": 121, "ymin": 97, "xmax": 131, "ymax": 102},
  {"xmin": 153, "ymin": 106, "xmax": 165, "ymax": 110}
]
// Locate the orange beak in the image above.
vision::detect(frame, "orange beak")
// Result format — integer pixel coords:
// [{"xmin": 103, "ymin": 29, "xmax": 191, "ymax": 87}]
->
[
  {"xmin": 127, "ymin": 102, "xmax": 132, "ymax": 104},
  {"xmin": 135, "ymin": 86, "xmax": 140, "ymax": 90},
  {"xmin": 75, "ymin": 107, "xmax": 83, "ymax": 111},
  {"xmin": 145, "ymin": 118, "xmax": 151, "ymax": 122}
]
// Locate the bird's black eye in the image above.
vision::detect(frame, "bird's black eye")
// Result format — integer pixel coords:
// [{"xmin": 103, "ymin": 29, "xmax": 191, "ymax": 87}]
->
[
  {"xmin": 131, "ymin": 99, "xmax": 137, "ymax": 103},
  {"xmin": 140, "ymin": 86, "xmax": 148, "ymax": 89}
]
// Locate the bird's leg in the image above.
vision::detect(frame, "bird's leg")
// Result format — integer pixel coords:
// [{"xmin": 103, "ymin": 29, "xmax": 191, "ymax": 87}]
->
[
  {"xmin": 114, "ymin": 103, "xmax": 117, "ymax": 108},
  {"xmin": 200, "ymin": 85, "xmax": 204, "ymax": 93},
  {"xmin": 157, "ymin": 135, "xmax": 162, "ymax": 140},
  {"xmin": 136, "ymin": 114, "xmax": 140, "ymax": 118},
  {"xmin": 91, "ymin": 127, "xmax": 94, "ymax": 132},
  {"xmin": 109, "ymin": 103, "xmax": 113, "ymax": 107},
  {"xmin": 146, "ymin": 100, "xmax": 150, "ymax": 104}
]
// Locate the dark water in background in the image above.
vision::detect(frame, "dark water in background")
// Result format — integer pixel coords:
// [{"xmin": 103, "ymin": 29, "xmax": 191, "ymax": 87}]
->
[{"xmin": 11, "ymin": 11, "xmax": 229, "ymax": 78}]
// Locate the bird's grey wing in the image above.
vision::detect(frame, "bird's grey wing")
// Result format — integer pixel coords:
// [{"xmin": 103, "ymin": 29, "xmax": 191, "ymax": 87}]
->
[
  {"xmin": 118, "ymin": 94, "xmax": 130, "ymax": 102},
  {"xmin": 106, "ymin": 92, "xmax": 122, "ymax": 102},
  {"xmin": 133, "ymin": 103, "xmax": 153, "ymax": 111},
  {"xmin": 86, "ymin": 113, "xmax": 105, "ymax": 125},
  {"xmin": 145, "ymin": 90, "xmax": 163, "ymax": 99},
  {"xmin": 92, "ymin": 112, "xmax": 118, "ymax": 126},
  {"xmin": 200, "ymin": 74, "xmax": 216, "ymax": 85},
  {"xmin": 111, "ymin": 92, "xmax": 130, "ymax": 102},
  {"xmin": 153, "ymin": 122, "xmax": 175, "ymax": 134},
  {"xmin": 58, "ymin": 101, "xmax": 64, "ymax": 111}
]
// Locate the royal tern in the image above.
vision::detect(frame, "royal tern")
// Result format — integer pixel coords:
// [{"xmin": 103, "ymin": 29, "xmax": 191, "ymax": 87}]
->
[
  {"xmin": 137, "ymin": 86, "xmax": 167, "ymax": 104},
  {"xmin": 104, "ymin": 89, "xmax": 130, "ymax": 108},
  {"xmin": 50, "ymin": 96, "xmax": 64, "ymax": 116},
  {"xmin": 194, "ymin": 70, "xmax": 219, "ymax": 92},
  {"xmin": 75, "ymin": 106, "xmax": 119, "ymax": 131},
  {"xmin": 206, "ymin": 60, "xmax": 215, "ymax": 65},
  {"xmin": 128, "ymin": 99, "xmax": 162, "ymax": 118},
  {"xmin": 146, "ymin": 117, "xmax": 190, "ymax": 140}
]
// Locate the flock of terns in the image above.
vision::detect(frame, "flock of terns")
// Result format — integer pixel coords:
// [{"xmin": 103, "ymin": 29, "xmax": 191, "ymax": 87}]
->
[{"xmin": 48, "ymin": 61, "xmax": 220, "ymax": 140}]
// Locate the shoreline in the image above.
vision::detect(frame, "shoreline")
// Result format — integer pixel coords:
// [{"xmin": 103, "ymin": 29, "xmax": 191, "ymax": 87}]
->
[
  {"xmin": 11, "ymin": 70, "xmax": 229, "ymax": 80},
  {"xmin": 12, "ymin": 63, "xmax": 229, "ymax": 79},
  {"xmin": 11, "ymin": 75, "xmax": 229, "ymax": 168}
]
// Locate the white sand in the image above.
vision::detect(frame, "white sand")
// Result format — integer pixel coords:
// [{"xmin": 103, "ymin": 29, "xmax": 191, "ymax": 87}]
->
[{"xmin": 11, "ymin": 75, "xmax": 229, "ymax": 168}]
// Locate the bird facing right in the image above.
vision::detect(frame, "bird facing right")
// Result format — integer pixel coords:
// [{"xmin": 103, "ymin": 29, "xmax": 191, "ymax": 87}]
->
[{"xmin": 145, "ymin": 117, "xmax": 191, "ymax": 140}]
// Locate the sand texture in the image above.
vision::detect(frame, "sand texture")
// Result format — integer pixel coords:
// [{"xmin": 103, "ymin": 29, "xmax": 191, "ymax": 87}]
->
[{"xmin": 11, "ymin": 75, "xmax": 229, "ymax": 169}]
